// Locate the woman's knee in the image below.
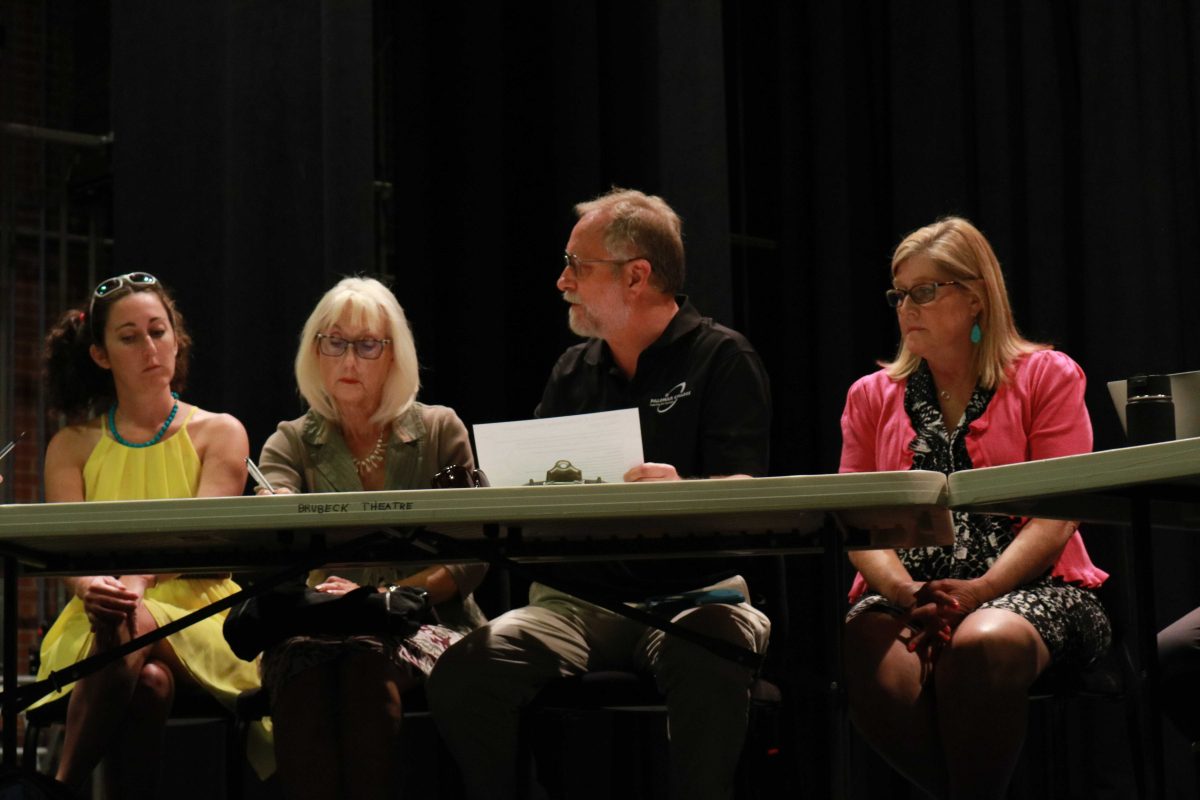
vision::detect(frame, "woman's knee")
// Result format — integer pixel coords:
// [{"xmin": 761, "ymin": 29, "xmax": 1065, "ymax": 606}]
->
[
  {"xmin": 129, "ymin": 660, "xmax": 174, "ymax": 720},
  {"xmin": 939, "ymin": 613, "xmax": 1044, "ymax": 690}
]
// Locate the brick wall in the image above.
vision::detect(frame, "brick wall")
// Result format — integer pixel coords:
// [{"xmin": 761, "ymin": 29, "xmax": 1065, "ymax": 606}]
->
[{"xmin": 4, "ymin": 0, "xmax": 113, "ymax": 682}]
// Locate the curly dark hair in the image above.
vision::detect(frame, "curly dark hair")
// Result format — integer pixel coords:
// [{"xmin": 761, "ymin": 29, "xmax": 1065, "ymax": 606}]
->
[{"xmin": 44, "ymin": 277, "xmax": 192, "ymax": 421}]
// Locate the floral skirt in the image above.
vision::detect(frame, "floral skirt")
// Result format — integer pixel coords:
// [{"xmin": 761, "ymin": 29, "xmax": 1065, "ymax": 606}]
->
[
  {"xmin": 847, "ymin": 575, "xmax": 1111, "ymax": 667},
  {"xmin": 260, "ymin": 624, "xmax": 462, "ymax": 705}
]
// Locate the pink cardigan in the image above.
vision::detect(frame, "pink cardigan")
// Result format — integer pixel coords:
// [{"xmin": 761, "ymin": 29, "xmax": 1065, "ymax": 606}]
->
[{"xmin": 841, "ymin": 349, "xmax": 1108, "ymax": 602}]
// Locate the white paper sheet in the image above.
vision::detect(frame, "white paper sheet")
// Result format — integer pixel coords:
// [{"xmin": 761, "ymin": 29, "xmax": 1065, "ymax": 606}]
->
[{"xmin": 473, "ymin": 409, "xmax": 645, "ymax": 487}]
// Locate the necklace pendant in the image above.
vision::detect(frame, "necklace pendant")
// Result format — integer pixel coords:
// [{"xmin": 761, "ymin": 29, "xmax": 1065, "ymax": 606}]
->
[{"xmin": 353, "ymin": 431, "xmax": 388, "ymax": 475}]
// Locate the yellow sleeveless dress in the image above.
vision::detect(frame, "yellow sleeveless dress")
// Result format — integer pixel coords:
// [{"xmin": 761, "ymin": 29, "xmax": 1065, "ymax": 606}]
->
[{"xmin": 31, "ymin": 406, "xmax": 272, "ymax": 776}]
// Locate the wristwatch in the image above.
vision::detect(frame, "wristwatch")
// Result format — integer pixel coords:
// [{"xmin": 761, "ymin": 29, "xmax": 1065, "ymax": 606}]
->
[{"xmin": 384, "ymin": 584, "xmax": 430, "ymax": 612}]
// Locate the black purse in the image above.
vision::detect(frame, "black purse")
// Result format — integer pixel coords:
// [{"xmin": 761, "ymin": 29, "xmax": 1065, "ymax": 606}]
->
[
  {"xmin": 222, "ymin": 578, "xmax": 433, "ymax": 661},
  {"xmin": 223, "ymin": 465, "xmax": 487, "ymax": 662}
]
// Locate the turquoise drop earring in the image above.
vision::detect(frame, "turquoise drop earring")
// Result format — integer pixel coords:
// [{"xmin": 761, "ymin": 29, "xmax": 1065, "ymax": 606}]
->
[{"xmin": 970, "ymin": 321, "xmax": 982, "ymax": 344}]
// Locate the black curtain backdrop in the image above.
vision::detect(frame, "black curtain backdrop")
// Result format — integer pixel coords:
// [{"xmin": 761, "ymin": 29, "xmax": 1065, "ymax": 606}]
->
[
  {"xmin": 107, "ymin": 1, "xmax": 1200, "ymax": 796},
  {"xmin": 377, "ymin": 1, "xmax": 735, "ymax": 431},
  {"xmin": 111, "ymin": 0, "xmax": 374, "ymax": 444}
]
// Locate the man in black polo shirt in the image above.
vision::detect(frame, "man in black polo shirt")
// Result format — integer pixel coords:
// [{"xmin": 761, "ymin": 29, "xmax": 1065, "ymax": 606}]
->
[{"xmin": 429, "ymin": 188, "xmax": 772, "ymax": 800}]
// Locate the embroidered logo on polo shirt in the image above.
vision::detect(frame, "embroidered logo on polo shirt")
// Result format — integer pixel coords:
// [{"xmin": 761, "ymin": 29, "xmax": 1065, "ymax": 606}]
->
[{"xmin": 649, "ymin": 382, "xmax": 692, "ymax": 414}]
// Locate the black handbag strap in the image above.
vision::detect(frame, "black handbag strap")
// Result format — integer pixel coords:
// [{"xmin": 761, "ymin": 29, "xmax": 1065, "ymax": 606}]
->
[
  {"xmin": 396, "ymin": 527, "xmax": 766, "ymax": 671},
  {"xmin": 4, "ymin": 522, "xmax": 764, "ymax": 711},
  {"xmin": 3, "ymin": 530, "xmax": 396, "ymax": 711}
]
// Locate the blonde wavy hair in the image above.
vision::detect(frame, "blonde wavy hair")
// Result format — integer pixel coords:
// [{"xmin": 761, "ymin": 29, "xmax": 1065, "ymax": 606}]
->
[
  {"xmin": 883, "ymin": 217, "xmax": 1047, "ymax": 389},
  {"xmin": 294, "ymin": 277, "xmax": 420, "ymax": 425}
]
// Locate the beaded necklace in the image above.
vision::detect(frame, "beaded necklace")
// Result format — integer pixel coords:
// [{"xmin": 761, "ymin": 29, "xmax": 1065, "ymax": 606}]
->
[
  {"xmin": 352, "ymin": 430, "xmax": 388, "ymax": 474},
  {"xmin": 109, "ymin": 392, "xmax": 180, "ymax": 448}
]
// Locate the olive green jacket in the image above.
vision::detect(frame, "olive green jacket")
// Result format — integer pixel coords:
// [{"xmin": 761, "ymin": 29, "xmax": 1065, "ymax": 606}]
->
[{"xmin": 258, "ymin": 402, "xmax": 487, "ymax": 632}]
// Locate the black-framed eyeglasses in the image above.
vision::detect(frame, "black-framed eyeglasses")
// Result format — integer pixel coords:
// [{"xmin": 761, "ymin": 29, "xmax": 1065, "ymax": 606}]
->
[
  {"xmin": 563, "ymin": 252, "xmax": 647, "ymax": 278},
  {"xmin": 315, "ymin": 333, "xmax": 392, "ymax": 360},
  {"xmin": 885, "ymin": 281, "xmax": 962, "ymax": 308}
]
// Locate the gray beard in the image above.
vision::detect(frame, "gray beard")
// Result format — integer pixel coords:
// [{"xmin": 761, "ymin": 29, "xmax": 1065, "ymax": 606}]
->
[
  {"xmin": 568, "ymin": 307, "xmax": 601, "ymax": 338},
  {"xmin": 565, "ymin": 293, "xmax": 631, "ymax": 339}
]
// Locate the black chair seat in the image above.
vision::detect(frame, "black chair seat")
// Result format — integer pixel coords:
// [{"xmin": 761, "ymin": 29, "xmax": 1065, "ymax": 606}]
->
[{"xmin": 1028, "ymin": 647, "xmax": 1126, "ymax": 700}]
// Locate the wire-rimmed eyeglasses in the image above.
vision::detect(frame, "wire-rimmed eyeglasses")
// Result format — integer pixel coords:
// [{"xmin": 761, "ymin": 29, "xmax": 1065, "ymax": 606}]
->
[
  {"xmin": 315, "ymin": 333, "xmax": 392, "ymax": 360},
  {"xmin": 563, "ymin": 252, "xmax": 647, "ymax": 278},
  {"xmin": 885, "ymin": 281, "xmax": 962, "ymax": 308}
]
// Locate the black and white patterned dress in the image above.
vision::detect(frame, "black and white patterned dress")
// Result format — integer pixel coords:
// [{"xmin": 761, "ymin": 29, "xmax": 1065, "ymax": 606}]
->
[{"xmin": 847, "ymin": 363, "xmax": 1111, "ymax": 666}]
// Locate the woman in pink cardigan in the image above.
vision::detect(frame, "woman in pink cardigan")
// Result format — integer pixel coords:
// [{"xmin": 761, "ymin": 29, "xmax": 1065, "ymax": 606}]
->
[{"xmin": 841, "ymin": 217, "xmax": 1110, "ymax": 800}]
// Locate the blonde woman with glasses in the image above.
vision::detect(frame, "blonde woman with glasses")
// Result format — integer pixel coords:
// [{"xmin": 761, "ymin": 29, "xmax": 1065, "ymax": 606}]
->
[
  {"xmin": 840, "ymin": 218, "xmax": 1111, "ymax": 799},
  {"xmin": 253, "ymin": 276, "xmax": 486, "ymax": 800}
]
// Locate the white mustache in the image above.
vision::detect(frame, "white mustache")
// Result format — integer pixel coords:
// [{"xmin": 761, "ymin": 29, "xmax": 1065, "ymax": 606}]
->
[{"xmin": 562, "ymin": 292, "xmax": 580, "ymax": 303}]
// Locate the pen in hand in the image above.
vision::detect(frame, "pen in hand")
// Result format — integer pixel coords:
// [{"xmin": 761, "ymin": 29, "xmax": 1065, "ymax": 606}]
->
[
  {"xmin": 245, "ymin": 456, "xmax": 276, "ymax": 495},
  {"xmin": 0, "ymin": 431, "xmax": 27, "ymax": 463}
]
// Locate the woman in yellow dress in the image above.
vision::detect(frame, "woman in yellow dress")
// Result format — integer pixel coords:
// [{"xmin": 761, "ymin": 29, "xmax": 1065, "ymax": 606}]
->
[{"xmin": 34, "ymin": 272, "xmax": 264, "ymax": 797}]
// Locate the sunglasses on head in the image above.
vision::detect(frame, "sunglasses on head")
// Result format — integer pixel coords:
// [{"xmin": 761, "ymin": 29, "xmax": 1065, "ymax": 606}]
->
[
  {"xmin": 93, "ymin": 272, "xmax": 158, "ymax": 300},
  {"xmin": 88, "ymin": 273, "xmax": 161, "ymax": 337}
]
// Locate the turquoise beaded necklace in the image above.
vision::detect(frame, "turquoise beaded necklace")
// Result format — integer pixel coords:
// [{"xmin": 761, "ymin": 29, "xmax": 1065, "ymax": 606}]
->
[{"xmin": 108, "ymin": 392, "xmax": 180, "ymax": 448}]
